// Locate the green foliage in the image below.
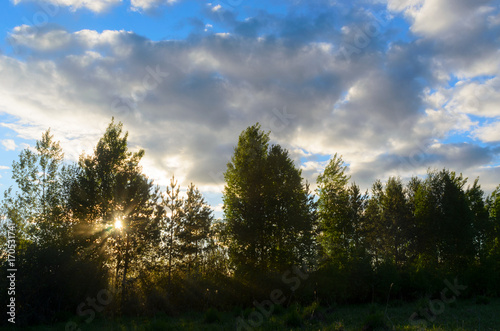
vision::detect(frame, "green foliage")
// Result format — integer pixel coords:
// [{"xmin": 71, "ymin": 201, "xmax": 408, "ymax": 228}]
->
[
  {"xmin": 223, "ymin": 123, "xmax": 315, "ymax": 274},
  {"xmin": 69, "ymin": 119, "xmax": 162, "ymax": 311},
  {"xmin": 146, "ymin": 319, "xmax": 172, "ymax": 331},
  {"xmin": 284, "ymin": 304, "xmax": 303, "ymax": 328},
  {"xmin": 362, "ymin": 309, "xmax": 387, "ymax": 330},
  {"xmin": 2, "ymin": 129, "xmax": 66, "ymax": 246},
  {"xmin": 273, "ymin": 303, "xmax": 286, "ymax": 316},
  {"xmin": 177, "ymin": 183, "xmax": 213, "ymax": 274},
  {"xmin": 203, "ymin": 308, "xmax": 221, "ymax": 324},
  {"xmin": 316, "ymin": 154, "xmax": 356, "ymax": 264},
  {"xmin": 475, "ymin": 295, "xmax": 490, "ymax": 305},
  {"xmin": 1, "ymin": 120, "xmax": 500, "ymax": 327},
  {"xmin": 160, "ymin": 176, "xmax": 184, "ymax": 289},
  {"xmin": 302, "ymin": 300, "xmax": 320, "ymax": 320}
]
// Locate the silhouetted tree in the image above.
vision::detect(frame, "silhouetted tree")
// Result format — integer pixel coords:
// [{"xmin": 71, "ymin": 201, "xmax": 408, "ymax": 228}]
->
[
  {"xmin": 69, "ymin": 119, "xmax": 162, "ymax": 309},
  {"xmin": 161, "ymin": 176, "xmax": 184, "ymax": 288},
  {"xmin": 223, "ymin": 124, "xmax": 315, "ymax": 275},
  {"xmin": 177, "ymin": 183, "xmax": 213, "ymax": 275}
]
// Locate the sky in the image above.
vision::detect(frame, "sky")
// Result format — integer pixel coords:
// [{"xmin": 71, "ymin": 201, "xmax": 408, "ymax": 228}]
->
[{"xmin": 0, "ymin": 0, "xmax": 500, "ymax": 217}]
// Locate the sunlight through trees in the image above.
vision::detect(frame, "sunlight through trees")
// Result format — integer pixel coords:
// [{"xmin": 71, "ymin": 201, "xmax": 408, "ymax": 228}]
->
[{"xmin": 0, "ymin": 120, "xmax": 499, "ymax": 327}]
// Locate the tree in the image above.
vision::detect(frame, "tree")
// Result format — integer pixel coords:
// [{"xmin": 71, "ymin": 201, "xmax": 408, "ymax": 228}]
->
[
  {"xmin": 316, "ymin": 154, "xmax": 356, "ymax": 265},
  {"xmin": 3, "ymin": 129, "xmax": 66, "ymax": 246},
  {"xmin": 223, "ymin": 124, "xmax": 269, "ymax": 274},
  {"xmin": 466, "ymin": 178, "xmax": 490, "ymax": 261},
  {"xmin": 264, "ymin": 144, "xmax": 316, "ymax": 270},
  {"xmin": 346, "ymin": 183, "xmax": 368, "ymax": 257},
  {"xmin": 0, "ymin": 130, "xmax": 109, "ymax": 325},
  {"xmin": 486, "ymin": 185, "xmax": 500, "ymax": 261},
  {"xmin": 365, "ymin": 179, "xmax": 384, "ymax": 264},
  {"xmin": 223, "ymin": 124, "xmax": 315, "ymax": 274},
  {"xmin": 69, "ymin": 119, "xmax": 162, "ymax": 307},
  {"xmin": 161, "ymin": 176, "xmax": 184, "ymax": 287},
  {"xmin": 411, "ymin": 169, "xmax": 475, "ymax": 272},
  {"xmin": 177, "ymin": 183, "xmax": 213, "ymax": 275},
  {"xmin": 380, "ymin": 177, "xmax": 412, "ymax": 267}
]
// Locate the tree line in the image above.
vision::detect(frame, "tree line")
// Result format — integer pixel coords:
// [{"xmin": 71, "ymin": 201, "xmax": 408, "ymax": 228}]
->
[{"xmin": 0, "ymin": 120, "xmax": 499, "ymax": 326}]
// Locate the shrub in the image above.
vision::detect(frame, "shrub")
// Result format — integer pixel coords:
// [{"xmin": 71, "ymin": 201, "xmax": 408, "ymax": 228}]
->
[
  {"xmin": 232, "ymin": 306, "xmax": 243, "ymax": 317},
  {"xmin": 475, "ymin": 295, "xmax": 490, "ymax": 305},
  {"xmin": 327, "ymin": 321, "xmax": 345, "ymax": 331},
  {"xmin": 284, "ymin": 305, "xmax": 303, "ymax": 328},
  {"xmin": 147, "ymin": 319, "xmax": 171, "ymax": 331},
  {"xmin": 273, "ymin": 304, "xmax": 286, "ymax": 316},
  {"xmin": 362, "ymin": 309, "xmax": 387, "ymax": 331},
  {"xmin": 302, "ymin": 300, "xmax": 320, "ymax": 319},
  {"xmin": 203, "ymin": 308, "xmax": 221, "ymax": 324}
]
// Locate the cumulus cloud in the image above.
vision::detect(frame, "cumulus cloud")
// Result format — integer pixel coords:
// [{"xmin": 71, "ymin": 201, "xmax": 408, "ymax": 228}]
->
[
  {"xmin": 387, "ymin": 0, "xmax": 497, "ymax": 37},
  {"xmin": 387, "ymin": 0, "xmax": 500, "ymax": 83},
  {"xmin": 1, "ymin": 0, "xmax": 500, "ymax": 198},
  {"xmin": 11, "ymin": 0, "xmax": 122, "ymax": 13},
  {"xmin": 474, "ymin": 121, "xmax": 500, "ymax": 143},
  {"xmin": 1, "ymin": 139, "xmax": 16, "ymax": 151},
  {"xmin": 11, "ymin": 0, "xmax": 182, "ymax": 13},
  {"xmin": 443, "ymin": 78, "xmax": 500, "ymax": 118},
  {"xmin": 130, "ymin": 0, "xmax": 177, "ymax": 12}
]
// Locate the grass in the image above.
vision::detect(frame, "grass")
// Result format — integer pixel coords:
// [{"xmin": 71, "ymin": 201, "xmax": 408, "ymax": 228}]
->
[{"xmin": 2, "ymin": 297, "xmax": 499, "ymax": 330}]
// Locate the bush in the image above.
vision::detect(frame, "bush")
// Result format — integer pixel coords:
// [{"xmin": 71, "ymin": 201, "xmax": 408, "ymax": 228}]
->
[
  {"xmin": 203, "ymin": 308, "xmax": 221, "ymax": 324},
  {"xmin": 232, "ymin": 306, "xmax": 243, "ymax": 317},
  {"xmin": 302, "ymin": 300, "xmax": 320, "ymax": 319},
  {"xmin": 284, "ymin": 305, "xmax": 303, "ymax": 328},
  {"xmin": 362, "ymin": 308, "xmax": 387, "ymax": 331},
  {"xmin": 326, "ymin": 321, "xmax": 345, "ymax": 331},
  {"xmin": 147, "ymin": 319, "xmax": 171, "ymax": 331},
  {"xmin": 475, "ymin": 295, "xmax": 490, "ymax": 305},
  {"xmin": 390, "ymin": 299, "xmax": 404, "ymax": 307},
  {"xmin": 413, "ymin": 297, "xmax": 430, "ymax": 316},
  {"xmin": 273, "ymin": 304, "xmax": 286, "ymax": 316}
]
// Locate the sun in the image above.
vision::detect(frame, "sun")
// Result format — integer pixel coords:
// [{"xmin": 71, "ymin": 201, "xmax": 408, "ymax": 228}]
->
[{"xmin": 114, "ymin": 219, "xmax": 123, "ymax": 230}]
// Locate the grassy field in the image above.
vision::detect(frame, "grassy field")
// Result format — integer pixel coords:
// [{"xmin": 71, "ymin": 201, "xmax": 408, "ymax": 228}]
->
[{"xmin": 2, "ymin": 297, "xmax": 499, "ymax": 330}]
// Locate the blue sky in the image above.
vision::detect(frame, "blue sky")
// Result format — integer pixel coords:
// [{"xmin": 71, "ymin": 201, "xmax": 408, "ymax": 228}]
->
[{"xmin": 1, "ymin": 0, "xmax": 500, "ymax": 216}]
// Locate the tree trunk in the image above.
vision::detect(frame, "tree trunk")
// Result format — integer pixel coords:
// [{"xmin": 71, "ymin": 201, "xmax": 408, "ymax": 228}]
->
[{"xmin": 121, "ymin": 234, "xmax": 130, "ymax": 312}]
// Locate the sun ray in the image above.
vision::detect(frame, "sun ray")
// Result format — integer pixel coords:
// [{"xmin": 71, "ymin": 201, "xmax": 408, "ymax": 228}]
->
[{"xmin": 114, "ymin": 219, "xmax": 123, "ymax": 230}]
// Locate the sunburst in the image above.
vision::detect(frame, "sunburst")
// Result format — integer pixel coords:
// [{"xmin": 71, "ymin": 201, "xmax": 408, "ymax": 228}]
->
[{"xmin": 114, "ymin": 219, "xmax": 124, "ymax": 230}]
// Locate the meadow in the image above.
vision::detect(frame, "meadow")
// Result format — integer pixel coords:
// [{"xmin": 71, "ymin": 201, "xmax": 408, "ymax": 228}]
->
[{"xmin": 4, "ymin": 297, "xmax": 498, "ymax": 331}]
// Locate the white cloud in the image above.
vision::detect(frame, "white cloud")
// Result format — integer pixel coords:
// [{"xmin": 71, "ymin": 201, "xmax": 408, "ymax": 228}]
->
[
  {"xmin": 130, "ymin": 0, "xmax": 177, "ymax": 12},
  {"xmin": 9, "ymin": 26, "xmax": 71, "ymax": 51},
  {"xmin": 473, "ymin": 121, "xmax": 500, "ymax": 143},
  {"xmin": 9, "ymin": 26, "xmax": 136, "ymax": 58},
  {"xmin": 444, "ymin": 78, "xmax": 500, "ymax": 117},
  {"xmin": 1, "ymin": 1, "xmax": 499, "ymax": 198},
  {"xmin": 1, "ymin": 139, "xmax": 16, "ymax": 151},
  {"xmin": 0, "ymin": 166, "xmax": 10, "ymax": 170},
  {"xmin": 387, "ymin": 0, "xmax": 496, "ymax": 37},
  {"xmin": 11, "ymin": 0, "xmax": 122, "ymax": 13}
]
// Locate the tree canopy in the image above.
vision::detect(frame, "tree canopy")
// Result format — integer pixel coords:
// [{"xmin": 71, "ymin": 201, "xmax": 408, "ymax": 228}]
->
[{"xmin": 1, "ymin": 120, "xmax": 499, "ymax": 327}]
